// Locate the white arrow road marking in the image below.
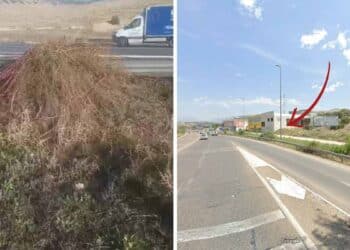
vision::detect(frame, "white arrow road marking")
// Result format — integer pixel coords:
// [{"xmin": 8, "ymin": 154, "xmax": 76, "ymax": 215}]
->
[
  {"xmin": 178, "ymin": 210, "xmax": 285, "ymax": 243},
  {"xmin": 236, "ymin": 145, "xmax": 271, "ymax": 168},
  {"xmin": 268, "ymin": 176, "xmax": 306, "ymax": 200},
  {"xmin": 236, "ymin": 146, "xmax": 316, "ymax": 249}
]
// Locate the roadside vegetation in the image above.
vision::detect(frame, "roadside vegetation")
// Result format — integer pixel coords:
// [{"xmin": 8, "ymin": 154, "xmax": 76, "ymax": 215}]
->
[
  {"xmin": 277, "ymin": 109, "xmax": 350, "ymax": 142},
  {"xmin": 0, "ymin": 42, "xmax": 172, "ymax": 249},
  {"xmin": 233, "ymin": 130, "xmax": 350, "ymax": 164},
  {"xmin": 177, "ymin": 125, "xmax": 186, "ymax": 137}
]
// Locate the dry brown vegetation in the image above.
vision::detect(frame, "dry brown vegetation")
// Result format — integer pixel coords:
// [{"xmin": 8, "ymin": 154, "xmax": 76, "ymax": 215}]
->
[
  {"xmin": 279, "ymin": 125, "xmax": 350, "ymax": 143},
  {"xmin": 0, "ymin": 41, "xmax": 172, "ymax": 249}
]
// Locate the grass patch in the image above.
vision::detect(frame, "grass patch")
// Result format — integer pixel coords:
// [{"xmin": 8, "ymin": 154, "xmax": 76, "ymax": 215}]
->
[
  {"xmin": 177, "ymin": 125, "xmax": 186, "ymax": 137},
  {"xmin": 0, "ymin": 42, "xmax": 172, "ymax": 249}
]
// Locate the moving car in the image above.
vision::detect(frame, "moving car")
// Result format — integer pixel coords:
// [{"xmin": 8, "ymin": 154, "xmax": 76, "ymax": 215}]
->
[
  {"xmin": 113, "ymin": 5, "xmax": 173, "ymax": 47},
  {"xmin": 199, "ymin": 132, "xmax": 208, "ymax": 140}
]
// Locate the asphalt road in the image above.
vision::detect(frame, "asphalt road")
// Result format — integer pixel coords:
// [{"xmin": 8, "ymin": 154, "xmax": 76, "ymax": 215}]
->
[
  {"xmin": 229, "ymin": 136, "xmax": 350, "ymax": 214},
  {"xmin": 178, "ymin": 135, "xmax": 350, "ymax": 249},
  {"xmin": 178, "ymin": 136, "xmax": 302, "ymax": 249},
  {"xmin": 0, "ymin": 42, "xmax": 173, "ymax": 77}
]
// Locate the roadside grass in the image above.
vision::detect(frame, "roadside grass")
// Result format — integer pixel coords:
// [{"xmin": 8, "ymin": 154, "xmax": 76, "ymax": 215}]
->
[
  {"xmin": 232, "ymin": 131, "xmax": 350, "ymax": 165},
  {"xmin": 0, "ymin": 41, "xmax": 173, "ymax": 249},
  {"xmin": 278, "ymin": 126, "xmax": 350, "ymax": 143},
  {"xmin": 177, "ymin": 125, "xmax": 186, "ymax": 137}
]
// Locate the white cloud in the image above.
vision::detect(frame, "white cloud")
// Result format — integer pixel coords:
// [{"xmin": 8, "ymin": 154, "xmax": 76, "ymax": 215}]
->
[
  {"xmin": 193, "ymin": 96, "xmax": 299, "ymax": 109},
  {"xmin": 327, "ymin": 81, "xmax": 344, "ymax": 92},
  {"xmin": 311, "ymin": 81, "xmax": 344, "ymax": 93},
  {"xmin": 239, "ymin": 0, "xmax": 263, "ymax": 20},
  {"xmin": 322, "ymin": 32, "xmax": 348, "ymax": 50},
  {"xmin": 338, "ymin": 32, "xmax": 347, "ymax": 49},
  {"xmin": 322, "ymin": 40, "xmax": 337, "ymax": 50},
  {"xmin": 300, "ymin": 29, "xmax": 327, "ymax": 49},
  {"xmin": 343, "ymin": 49, "xmax": 350, "ymax": 64},
  {"xmin": 240, "ymin": 44, "xmax": 288, "ymax": 64},
  {"xmin": 311, "ymin": 83, "xmax": 319, "ymax": 89},
  {"xmin": 193, "ymin": 96, "xmax": 208, "ymax": 103}
]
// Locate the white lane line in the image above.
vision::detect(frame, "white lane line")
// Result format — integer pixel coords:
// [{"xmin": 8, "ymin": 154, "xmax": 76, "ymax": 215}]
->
[
  {"xmin": 341, "ymin": 181, "xmax": 350, "ymax": 188},
  {"xmin": 268, "ymin": 175, "xmax": 306, "ymax": 200},
  {"xmin": 178, "ymin": 210, "xmax": 285, "ymax": 243},
  {"xmin": 178, "ymin": 135, "xmax": 199, "ymax": 153},
  {"xmin": 236, "ymin": 145, "xmax": 316, "ymax": 250},
  {"xmin": 271, "ymin": 242, "xmax": 306, "ymax": 250},
  {"xmin": 34, "ymin": 26, "xmax": 54, "ymax": 31},
  {"xmin": 237, "ymin": 146, "xmax": 271, "ymax": 168},
  {"xmin": 100, "ymin": 54, "xmax": 173, "ymax": 59},
  {"xmin": 187, "ymin": 178, "xmax": 194, "ymax": 186}
]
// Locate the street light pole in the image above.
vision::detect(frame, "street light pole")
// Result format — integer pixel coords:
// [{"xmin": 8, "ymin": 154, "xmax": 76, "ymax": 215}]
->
[{"xmin": 275, "ymin": 64, "xmax": 282, "ymax": 139}]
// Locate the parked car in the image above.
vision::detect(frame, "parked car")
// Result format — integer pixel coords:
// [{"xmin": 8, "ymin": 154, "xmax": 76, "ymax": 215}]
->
[
  {"xmin": 113, "ymin": 5, "xmax": 173, "ymax": 47},
  {"xmin": 211, "ymin": 131, "xmax": 218, "ymax": 136}
]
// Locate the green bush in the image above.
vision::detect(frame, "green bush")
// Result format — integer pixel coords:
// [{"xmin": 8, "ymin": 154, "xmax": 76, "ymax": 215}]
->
[
  {"xmin": 260, "ymin": 132, "xmax": 275, "ymax": 140},
  {"xmin": 302, "ymin": 141, "xmax": 320, "ymax": 153}
]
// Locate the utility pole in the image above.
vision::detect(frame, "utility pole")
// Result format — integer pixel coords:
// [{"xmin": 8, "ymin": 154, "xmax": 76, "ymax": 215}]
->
[{"xmin": 275, "ymin": 64, "xmax": 282, "ymax": 139}]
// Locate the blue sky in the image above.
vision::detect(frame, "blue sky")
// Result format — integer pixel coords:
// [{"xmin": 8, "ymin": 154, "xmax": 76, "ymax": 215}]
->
[{"xmin": 178, "ymin": 0, "xmax": 350, "ymax": 122}]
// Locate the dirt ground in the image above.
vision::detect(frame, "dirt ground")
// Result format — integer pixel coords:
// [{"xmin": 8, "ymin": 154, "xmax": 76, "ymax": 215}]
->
[{"xmin": 0, "ymin": 0, "xmax": 172, "ymax": 43}]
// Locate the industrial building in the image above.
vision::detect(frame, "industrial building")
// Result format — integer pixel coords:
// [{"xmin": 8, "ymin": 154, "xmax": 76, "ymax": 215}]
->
[
  {"xmin": 246, "ymin": 111, "xmax": 340, "ymax": 132},
  {"xmin": 223, "ymin": 118, "xmax": 248, "ymax": 131},
  {"xmin": 310, "ymin": 115, "xmax": 339, "ymax": 128},
  {"xmin": 248, "ymin": 111, "xmax": 297, "ymax": 132}
]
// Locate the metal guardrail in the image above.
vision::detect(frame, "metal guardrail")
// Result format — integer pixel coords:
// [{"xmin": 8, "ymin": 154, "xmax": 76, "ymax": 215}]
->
[
  {"xmin": 240, "ymin": 134, "xmax": 350, "ymax": 164},
  {"xmin": 0, "ymin": 54, "xmax": 173, "ymax": 77}
]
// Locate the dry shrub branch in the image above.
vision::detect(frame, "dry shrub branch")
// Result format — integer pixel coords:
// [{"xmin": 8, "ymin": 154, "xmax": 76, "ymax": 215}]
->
[{"xmin": 0, "ymin": 41, "xmax": 173, "ymax": 249}]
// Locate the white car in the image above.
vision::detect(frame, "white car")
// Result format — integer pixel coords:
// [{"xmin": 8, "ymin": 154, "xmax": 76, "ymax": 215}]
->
[{"xmin": 199, "ymin": 132, "xmax": 208, "ymax": 140}]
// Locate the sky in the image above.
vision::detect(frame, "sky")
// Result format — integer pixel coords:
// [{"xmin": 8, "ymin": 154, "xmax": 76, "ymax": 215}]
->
[{"xmin": 178, "ymin": 0, "xmax": 350, "ymax": 122}]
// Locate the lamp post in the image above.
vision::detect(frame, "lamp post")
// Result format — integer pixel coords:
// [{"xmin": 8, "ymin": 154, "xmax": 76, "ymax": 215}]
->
[{"xmin": 275, "ymin": 64, "xmax": 282, "ymax": 139}]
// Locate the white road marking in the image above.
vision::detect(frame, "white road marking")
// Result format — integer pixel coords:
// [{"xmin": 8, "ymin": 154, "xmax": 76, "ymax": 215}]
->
[
  {"xmin": 271, "ymin": 242, "xmax": 306, "ymax": 250},
  {"xmin": 341, "ymin": 181, "xmax": 350, "ymax": 188},
  {"xmin": 268, "ymin": 175, "xmax": 306, "ymax": 200},
  {"xmin": 34, "ymin": 26, "xmax": 54, "ymax": 31},
  {"xmin": 187, "ymin": 178, "xmax": 194, "ymax": 186},
  {"xmin": 100, "ymin": 54, "xmax": 173, "ymax": 59},
  {"xmin": 0, "ymin": 27, "xmax": 21, "ymax": 31},
  {"xmin": 240, "ymin": 143, "xmax": 350, "ymax": 217},
  {"xmin": 178, "ymin": 210, "xmax": 285, "ymax": 243},
  {"xmin": 237, "ymin": 145, "xmax": 316, "ymax": 250},
  {"xmin": 178, "ymin": 134, "xmax": 200, "ymax": 153},
  {"xmin": 236, "ymin": 146, "xmax": 271, "ymax": 168}
]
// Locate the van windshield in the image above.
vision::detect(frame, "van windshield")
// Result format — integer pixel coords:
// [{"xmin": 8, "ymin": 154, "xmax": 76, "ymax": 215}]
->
[{"xmin": 126, "ymin": 18, "xmax": 141, "ymax": 29}]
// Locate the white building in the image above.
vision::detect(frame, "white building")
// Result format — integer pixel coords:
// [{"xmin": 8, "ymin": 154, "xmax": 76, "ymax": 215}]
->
[
  {"xmin": 311, "ymin": 115, "xmax": 339, "ymax": 128},
  {"xmin": 259, "ymin": 111, "xmax": 291, "ymax": 132}
]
